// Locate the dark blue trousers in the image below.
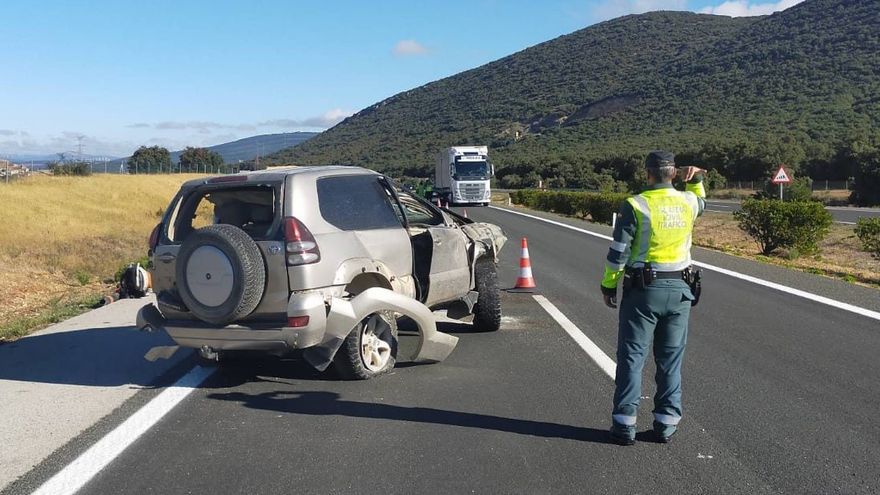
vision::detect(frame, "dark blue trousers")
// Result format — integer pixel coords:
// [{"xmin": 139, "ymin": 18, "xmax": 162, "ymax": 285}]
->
[{"xmin": 612, "ymin": 279, "xmax": 693, "ymax": 437}]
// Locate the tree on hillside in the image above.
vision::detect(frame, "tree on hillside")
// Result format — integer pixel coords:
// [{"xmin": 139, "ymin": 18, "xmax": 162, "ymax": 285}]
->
[
  {"xmin": 128, "ymin": 146, "xmax": 172, "ymax": 174},
  {"xmin": 848, "ymin": 146, "xmax": 880, "ymax": 207},
  {"xmin": 179, "ymin": 147, "xmax": 225, "ymax": 173}
]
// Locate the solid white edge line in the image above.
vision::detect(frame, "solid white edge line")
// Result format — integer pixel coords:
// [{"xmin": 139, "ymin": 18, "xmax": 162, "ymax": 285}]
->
[
  {"xmin": 533, "ymin": 295, "xmax": 616, "ymax": 380},
  {"xmin": 490, "ymin": 206, "xmax": 880, "ymax": 323},
  {"xmin": 32, "ymin": 365, "xmax": 215, "ymax": 495}
]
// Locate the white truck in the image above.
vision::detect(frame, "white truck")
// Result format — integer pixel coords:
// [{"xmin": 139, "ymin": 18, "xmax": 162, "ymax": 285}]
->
[{"xmin": 434, "ymin": 146, "xmax": 494, "ymax": 206}]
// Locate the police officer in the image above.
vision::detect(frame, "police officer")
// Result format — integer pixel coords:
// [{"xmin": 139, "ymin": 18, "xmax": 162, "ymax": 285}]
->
[{"xmin": 600, "ymin": 150, "xmax": 706, "ymax": 446}]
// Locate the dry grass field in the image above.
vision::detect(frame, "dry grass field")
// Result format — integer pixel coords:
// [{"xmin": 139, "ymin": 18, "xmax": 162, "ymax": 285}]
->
[{"xmin": 0, "ymin": 174, "xmax": 204, "ymax": 339}]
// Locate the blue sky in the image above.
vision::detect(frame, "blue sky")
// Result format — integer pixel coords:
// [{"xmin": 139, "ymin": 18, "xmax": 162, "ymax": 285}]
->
[{"xmin": 0, "ymin": 0, "xmax": 803, "ymax": 157}]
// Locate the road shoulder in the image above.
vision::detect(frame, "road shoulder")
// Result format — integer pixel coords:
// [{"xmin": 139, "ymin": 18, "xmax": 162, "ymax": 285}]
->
[{"xmin": 0, "ymin": 296, "xmax": 192, "ymax": 492}]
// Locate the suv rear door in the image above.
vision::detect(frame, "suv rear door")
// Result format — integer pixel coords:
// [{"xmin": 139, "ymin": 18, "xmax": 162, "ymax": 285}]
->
[{"xmin": 154, "ymin": 180, "xmax": 289, "ymax": 321}]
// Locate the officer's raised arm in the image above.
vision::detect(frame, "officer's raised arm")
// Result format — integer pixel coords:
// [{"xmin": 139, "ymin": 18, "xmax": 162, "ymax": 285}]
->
[{"xmin": 679, "ymin": 166, "xmax": 707, "ymax": 217}]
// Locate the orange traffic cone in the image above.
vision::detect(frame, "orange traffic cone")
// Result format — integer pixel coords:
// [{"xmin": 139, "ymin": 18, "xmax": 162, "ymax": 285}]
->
[{"xmin": 510, "ymin": 238, "xmax": 537, "ymax": 292}]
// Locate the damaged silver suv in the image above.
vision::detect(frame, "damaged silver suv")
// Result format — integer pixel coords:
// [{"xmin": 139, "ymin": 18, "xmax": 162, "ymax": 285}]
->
[{"xmin": 137, "ymin": 166, "xmax": 507, "ymax": 379}]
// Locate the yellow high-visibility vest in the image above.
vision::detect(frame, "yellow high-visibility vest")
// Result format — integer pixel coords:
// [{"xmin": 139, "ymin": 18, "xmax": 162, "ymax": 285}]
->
[{"xmin": 627, "ymin": 188, "xmax": 702, "ymax": 272}]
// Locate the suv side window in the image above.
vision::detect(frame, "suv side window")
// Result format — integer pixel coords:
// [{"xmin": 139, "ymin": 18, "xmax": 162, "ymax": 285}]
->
[
  {"xmin": 317, "ymin": 175, "xmax": 403, "ymax": 231},
  {"xmin": 397, "ymin": 192, "xmax": 444, "ymax": 227}
]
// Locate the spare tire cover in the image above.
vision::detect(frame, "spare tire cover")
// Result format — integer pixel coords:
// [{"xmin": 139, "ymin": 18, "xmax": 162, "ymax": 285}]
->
[{"xmin": 176, "ymin": 224, "xmax": 266, "ymax": 325}]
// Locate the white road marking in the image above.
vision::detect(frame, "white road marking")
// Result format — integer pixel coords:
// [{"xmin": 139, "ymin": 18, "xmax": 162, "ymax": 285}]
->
[
  {"xmin": 705, "ymin": 209, "xmax": 732, "ymax": 213},
  {"xmin": 490, "ymin": 206, "xmax": 880, "ymax": 323},
  {"xmin": 533, "ymin": 295, "xmax": 616, "ymax": 380},
  {"xmin": 31, "ymin": 366, "xmax": 215, "ymax": 495}
]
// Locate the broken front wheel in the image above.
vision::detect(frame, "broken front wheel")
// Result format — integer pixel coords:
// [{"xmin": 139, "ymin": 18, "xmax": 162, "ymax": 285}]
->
[{"xmin": 334, "ymin": 311, "xmax": 399, "ymax": 380}]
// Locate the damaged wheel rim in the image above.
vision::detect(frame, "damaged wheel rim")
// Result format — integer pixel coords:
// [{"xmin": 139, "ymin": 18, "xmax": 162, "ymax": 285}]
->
[{"xmin": 360, "ymin": 314, "xmax": 392, "ymax": 372}]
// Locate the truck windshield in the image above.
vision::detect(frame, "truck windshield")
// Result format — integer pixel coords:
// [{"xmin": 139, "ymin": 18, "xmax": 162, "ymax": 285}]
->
[{"xmin": 453, "ymin": 160, "xmax": 490, "ymax": 179}]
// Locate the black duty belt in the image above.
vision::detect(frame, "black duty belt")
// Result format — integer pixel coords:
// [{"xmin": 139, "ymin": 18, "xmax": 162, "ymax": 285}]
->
[{"xmin": 655, "ymin": 270, "xmax": 685, "ymax": 279}]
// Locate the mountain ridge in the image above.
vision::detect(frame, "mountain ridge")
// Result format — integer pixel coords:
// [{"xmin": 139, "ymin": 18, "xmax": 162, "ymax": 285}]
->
[{"xmin": 263, "ymin": 0, "xmax": 879, "ymax": 183}]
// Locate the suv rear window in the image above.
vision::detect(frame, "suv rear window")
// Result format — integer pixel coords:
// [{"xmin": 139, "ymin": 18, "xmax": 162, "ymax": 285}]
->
[
  {"xmin": 317, "ymin": 175, "xmax": 402, "ymax": 231},
  {"xmin": 167, "ymin": 185, "xmax": 279, "ymax": 243}
]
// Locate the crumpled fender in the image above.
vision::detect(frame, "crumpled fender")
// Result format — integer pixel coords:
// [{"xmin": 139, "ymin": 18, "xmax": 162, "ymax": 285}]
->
[
  {"xmin": 461, "ymin": 222, "xmax": 508, "ymax": 260},
  {"xmin": 303, "ymin": 287, "xmax": 459, "ymax": 371}
]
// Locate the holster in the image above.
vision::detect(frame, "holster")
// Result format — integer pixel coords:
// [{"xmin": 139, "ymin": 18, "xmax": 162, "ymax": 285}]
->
[{"xmin": 682, "ymin": 267, "xmax": 702, "ymax": 307}]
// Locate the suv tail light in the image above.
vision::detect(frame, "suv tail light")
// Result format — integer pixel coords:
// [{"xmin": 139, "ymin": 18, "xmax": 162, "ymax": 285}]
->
[
  {"xmin": 148, "ymin": 223, "xmax": 162, "ymax": 251},
  {"xmin": 283, "ymin": 216, "xmax": 320, "ymax": 265}
]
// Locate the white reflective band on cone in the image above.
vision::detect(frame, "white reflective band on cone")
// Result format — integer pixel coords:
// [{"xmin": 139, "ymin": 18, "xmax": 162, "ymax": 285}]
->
[
  {"xmin": 521, "ymin": 248, "xmax": 530, "ymax": 258},
  {"xmin": 612, "ymin": 414, "xmax": 637, "ymax": 426},
  {"xmin": 654, "ymin": 413, "xmax": 681, "ymax": 425},
  {"xmin": 519, "ymin": 267, "xmax": 533, "ymax": 277}
]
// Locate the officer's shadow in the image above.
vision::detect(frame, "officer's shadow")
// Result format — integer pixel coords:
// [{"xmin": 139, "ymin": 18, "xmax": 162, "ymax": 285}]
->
[{"xmin": 208, "ymin": 390, "xmax": 616, "ymax": 444}]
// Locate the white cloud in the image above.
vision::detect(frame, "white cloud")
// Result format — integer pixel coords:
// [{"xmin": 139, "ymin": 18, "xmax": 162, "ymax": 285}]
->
[
  {"xmin": 6, "ymin": 108, "xmax": 353, "ymax": 158},
  {"xmin": 259, "ymin": 108, "xmax": 354, "ymax": 129},
  {"xmin": 0, "ymin": 132, "xmax": 140, "ymax": 158},
  {"xmin": 151, "ymin": 121, "xmax": 256, "ymax": 132},
  {"xmin": 392, "ymin": 39, "xmax": 429, "ymax": 57},
  {"xmin": 699, "ymin": 0, "xmax": 804, "ymax": 16},
  {"xmin": 591, "ymin": 0, "xmax": 687, "ymax": 21}
]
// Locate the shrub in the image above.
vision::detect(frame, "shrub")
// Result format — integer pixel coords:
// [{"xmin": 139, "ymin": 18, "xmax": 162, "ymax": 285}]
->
[
  {"xmin": 855, "ymin": 217, "xmax": 880, "ymax": 258},
  {"xmin": 48, "ymin": 161, "xmax": 92, "ymax": 176},
  {"xmin": 508, "ymin": 189, "xmax": 626, "ymax": 225},
  {"xmin": 734, "ymin": 199, "xmax": 832, "ymax": 256}
]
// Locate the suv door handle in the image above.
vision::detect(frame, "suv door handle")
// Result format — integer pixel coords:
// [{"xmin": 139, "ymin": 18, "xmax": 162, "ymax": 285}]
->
[{"xmin": 158, "ymin": 253, "xmax": 176, "ymax": 263}]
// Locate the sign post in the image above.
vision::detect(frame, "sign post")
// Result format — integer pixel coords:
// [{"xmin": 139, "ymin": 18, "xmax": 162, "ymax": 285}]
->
[{"xmin": 771, "ymin": 166, "xmax": 792, "ymax": 200}]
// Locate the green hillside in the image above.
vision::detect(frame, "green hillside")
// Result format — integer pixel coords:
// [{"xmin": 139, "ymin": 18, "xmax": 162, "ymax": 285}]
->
[{"xmin": 265, "ymin": 0, "xmax": 879, "ymax": 187}]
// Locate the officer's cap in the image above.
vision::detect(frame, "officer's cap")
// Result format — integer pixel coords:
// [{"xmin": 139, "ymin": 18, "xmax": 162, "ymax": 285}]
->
[{"xmin": 645, "ymin": 150, "xmax": 675, "ymax": 169}]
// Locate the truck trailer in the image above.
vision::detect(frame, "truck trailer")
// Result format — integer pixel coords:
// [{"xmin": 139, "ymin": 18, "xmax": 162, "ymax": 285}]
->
[{"xmin": 434, "ymin": 146, "xmax": 493, "ymax": 206}]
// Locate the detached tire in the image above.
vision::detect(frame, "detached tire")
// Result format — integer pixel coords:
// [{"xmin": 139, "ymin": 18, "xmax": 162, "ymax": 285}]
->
[
  {"xmin": 472, "ymin": 259, "xmax": 501, "ymax": 332},
  {"xmin": 176, "ymin": 224, "xmax": 266, "ymax": 326},
  {"xmin": 334, "ymin": 312, "xmax": 398, "ymax": 380}
]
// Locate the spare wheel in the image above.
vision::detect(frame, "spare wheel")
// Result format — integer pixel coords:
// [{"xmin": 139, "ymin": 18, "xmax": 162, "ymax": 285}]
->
[{"xmin": 176, "ymin": 224, "xmax": 266, "ymax": 325}]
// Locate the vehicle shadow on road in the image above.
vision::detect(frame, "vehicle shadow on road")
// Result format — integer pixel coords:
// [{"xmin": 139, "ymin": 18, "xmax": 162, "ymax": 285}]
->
[
  {"xmin": 0, "ymin": 326, "xmax": 189, "ymax": 387},
  {"xmin": 207, "ymin": 390, "xmax": 615, "ymax": 444}
]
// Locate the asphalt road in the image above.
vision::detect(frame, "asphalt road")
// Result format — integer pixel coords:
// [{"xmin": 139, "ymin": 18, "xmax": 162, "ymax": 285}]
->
[
  {"xmin": 12, "ymin": 206, "xmax": 880, "ymax": 495},
  {"xmin": 705, "ymin": 199, "xmax": 880, "ymax": 224}
]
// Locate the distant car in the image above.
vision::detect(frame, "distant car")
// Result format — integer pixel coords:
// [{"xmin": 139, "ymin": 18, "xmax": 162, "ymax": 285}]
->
[{"xmin": 137, "ymin": 166, "xmax": 507, "ymax": 379}]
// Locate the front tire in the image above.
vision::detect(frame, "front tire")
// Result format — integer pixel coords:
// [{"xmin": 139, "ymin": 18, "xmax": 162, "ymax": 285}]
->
[
  {"xmin": 334, "ymin": 312, "xmax": 398, "ymax": 380},
  {"xmin": 472, "ymin": 259, "xmax": 502, "ymax": 332}
]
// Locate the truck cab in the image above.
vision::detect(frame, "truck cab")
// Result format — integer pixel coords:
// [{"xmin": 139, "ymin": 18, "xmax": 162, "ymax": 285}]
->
[{"xmin": 435, "ymin": 146, "xmax": 493, "ymax": 206}]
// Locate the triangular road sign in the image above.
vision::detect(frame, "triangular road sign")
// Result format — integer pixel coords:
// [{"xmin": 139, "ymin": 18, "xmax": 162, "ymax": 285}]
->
[{"xmin": 771, "ymin": 166, "xmax": 792, "ymax": 184}]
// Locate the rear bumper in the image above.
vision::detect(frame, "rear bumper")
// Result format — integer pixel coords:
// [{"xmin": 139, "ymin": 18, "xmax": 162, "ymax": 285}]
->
[
  {"xmin": 136, "ymin": 288, "xmax": 458, "ymax": 369},
  {"xmin": 136, "ymin": 292, "xmax": 327, "ymax": 354}
]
